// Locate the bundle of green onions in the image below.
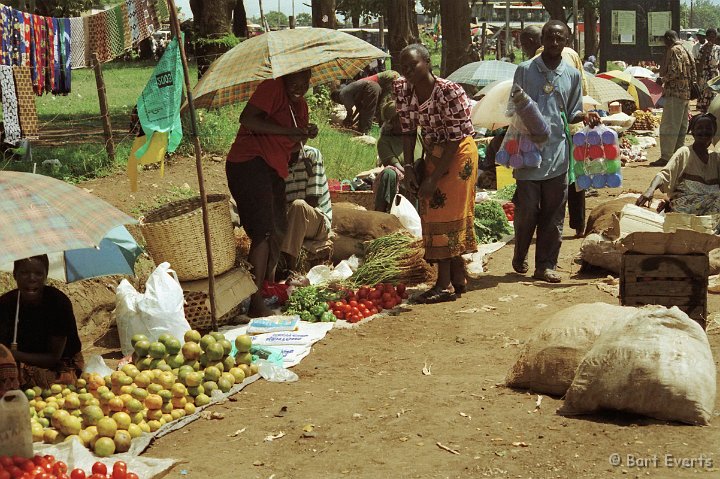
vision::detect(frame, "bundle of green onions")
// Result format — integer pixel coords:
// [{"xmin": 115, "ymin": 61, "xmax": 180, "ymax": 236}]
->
[{"xmin": 350, "ymin": 232, "xmax": 433, "ymax": 286}]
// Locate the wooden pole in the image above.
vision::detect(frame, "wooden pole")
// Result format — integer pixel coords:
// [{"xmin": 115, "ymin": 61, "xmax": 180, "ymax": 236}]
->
[
  {"xmin": 379, "ymin": 16, "xmax": 385, "ymax": 49},
  {"xmin": 167, "ymin": 0, "xmax": 219, "ymax": 331},
  {"xmin": 91, "ymin": 53, "xmax": 115, "ymax": 162},
  {"xmin": 259, "ymin": 0, "xmax": 268, "ymax": 32},
  {"xmin": 504, "ymin": 0, "xmax": 510, "ymax": 58},
  {"xmin": 573, "ymin": 0, "xmax": 579, "ymax": 52}
]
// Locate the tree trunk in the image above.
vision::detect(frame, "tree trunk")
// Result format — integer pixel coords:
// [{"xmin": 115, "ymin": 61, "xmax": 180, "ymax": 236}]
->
[
  {"xmin": 440, "ymin": 0, "xmax": 472, "ymax": 77},
  {"xmin": 312, "ymin": 0, "xmax": 337, "ymax": 29},
  {"xmin": 233, "ymin": 0, "xmax": 248, "ymax": 38},
  {"xmin": 540, "ymin": 0, "xmax": 566, "ymax": 21},
  {"xmin": 583, "ymin": 6, "xmax": 598, "ymax": 57},
  {"xmin": 386, "ymin": 0, "xmax": 418, "ymax": 70},
  {"xmin": 352, "ymin": 15, "xmax": 360, "ymax": 28},
  {"xmin": 191, "ymin": 0, "xmax": 237, "ymax": 79},
  {"xmin": 409, "ymin": 0, "xmax": 419, "ymax": 40}
]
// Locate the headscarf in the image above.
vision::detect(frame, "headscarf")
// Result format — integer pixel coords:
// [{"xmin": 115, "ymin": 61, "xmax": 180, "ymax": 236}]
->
[{"xmin": 0, "ymin": 344, "xmax": 19, "ymax": 397}]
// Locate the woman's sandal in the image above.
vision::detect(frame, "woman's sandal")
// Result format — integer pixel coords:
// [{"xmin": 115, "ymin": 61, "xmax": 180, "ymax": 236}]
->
[{"xmin": 532, "ymin": 269, "xmax": 562, "ymax": 284}]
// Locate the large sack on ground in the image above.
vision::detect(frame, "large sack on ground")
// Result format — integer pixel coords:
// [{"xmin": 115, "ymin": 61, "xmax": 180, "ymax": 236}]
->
[
  {"xmin": 332, "ymin": 203, "xmax": 405, "ymax": 240},
  {"xmin": 560, "ymin": 306, "xmax": 716, "ymax": 425},
  {"xmin": 332, "ymin": 234, "xmax": 364, "ymax": 263},
  {"xmin": 584, "ymin": 197, "xmax": 636, "ymax": 239},
  {"xmin": 505, "ymin": 303, "xmax": 638, "ymax": 396},
  {"xmin": 707, "ymin": 248, "xmax": 720, "ymax": 275},
  {"xmin": 580, "ymin": 233, "xmax": 622, "ymax": 274}
]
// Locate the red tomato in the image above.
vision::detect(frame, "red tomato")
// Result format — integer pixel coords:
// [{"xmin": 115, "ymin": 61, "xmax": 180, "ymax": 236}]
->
[
  {"xmin": 20, "ymin": 463, "xmax": 34, "ymax": 474},
  {"xmin": 69, "ymin": 469, "xmax": 86, "ymax": 479},
  {"xmin": 334, "ymin": 301, "xmax": 345, "ymax": 309},
  {"xmin": 7, "ymin": 467, "xmax": 22, "ymax": 479},
  {"xmin": 57, "ymin": 474, "xmax": 70, "ymax": 479},
  {"xmin": 91, "ymin": 463, "xmax": 107, "ymax": 477},
  {"xmin": 111, "ymin": 462, "xmax": 127, "ymax": 479},
  {"xmin": 126, "ymin": 474, "xmax": 139, "ymax": 479},
  {"xmin": 343, "ymin": 304, "xmax": 352, "ymax": 314},
  {"xmin": 41, "ymin": 458, "xmax": 54, "ymax": 466},
  {"xmin": 90, "ymin": 475, "xmax": 107, "ymax": 479},
  {"xmin": 12, "ymin": 459, "xmax": 27, "ymax": 468},
  {"xmin": 348, "ymin": 300, "xmax": 358, "ymax": 308},
  {"xmin": 0, "ymin": 457, "xmax": 13, "ymax": 468},
  {"xmin": 53, "ymin": 462, "xmax": 67, "ymax": 475},
  {"xmin": 360, "ymin": 308, "xmax": 370, "ymax": 317},
  {"xmin": 396, "ymin": 283, "xmax": 406, "ymax": 295},
  {"xmin": 0, "ymin": 470, "xmax": 9, "ymax": 479},
  {"xmin": 350, "ymin": 307, "xmax": 360, "ymax": 316},
  {"xmin": 334, "ymin": 311, "xmax": 344, "ymax": 320},
  {"xmin": 370, "ymin": 307, "xmax": 378, "ymax": 315}
]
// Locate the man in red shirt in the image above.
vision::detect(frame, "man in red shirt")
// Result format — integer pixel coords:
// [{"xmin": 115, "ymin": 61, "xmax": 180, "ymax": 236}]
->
[{"xmin": 226, "ymin": 69, "xmax": 318, "ymax": 318}]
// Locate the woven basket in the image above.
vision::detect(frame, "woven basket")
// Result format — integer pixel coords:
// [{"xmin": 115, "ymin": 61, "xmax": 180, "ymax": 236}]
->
[
  {"xmin": 183, "ymin": 290, "xmax": 245, "ymax": 331},
  {"xmin": 140, "ymin": 194, "xmax": 237, "ymax": 281},
  {"xmin": 329, "ymin": 190, "xmax": 375, "ymax": 210}
]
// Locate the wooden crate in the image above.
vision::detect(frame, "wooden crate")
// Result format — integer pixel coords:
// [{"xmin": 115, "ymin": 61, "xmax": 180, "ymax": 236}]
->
[
  {"xmin": 620, "ymin": 253, "xmax": 708, "ymax": 329},
  {"xmin": 329, "ymin": 190, "xmax": 375, "ymax": 210}
]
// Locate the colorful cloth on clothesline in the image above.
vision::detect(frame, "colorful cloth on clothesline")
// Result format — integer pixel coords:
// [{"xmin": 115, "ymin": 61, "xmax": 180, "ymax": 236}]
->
[
  {"xmin": 30, "ymin": 14, "xmax": 44, "ymax": 95},
  {"xmin": 57, "ymin": 18, "xmax": 71, "ymax": 93},
  {"xmin": 69, "ymin": 16, "xmax": 84, "ymax": 68},
  {"xmin": 107, "ymin": 6, "xmax": 125, "ymax": 59},
  {"xmin": 0, "ymin": 65, "xmax": 20, "ymax": 144},
  {"xmin": 13, "ymin": 66, "xmax": 38, "ymax": 139},
  {"xmin": 46, "ymin": 17, "xmax": 56, "ymax": 94}
]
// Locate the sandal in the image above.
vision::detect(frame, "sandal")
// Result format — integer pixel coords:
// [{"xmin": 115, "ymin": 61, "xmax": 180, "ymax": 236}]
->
[
  {"xmin": 532, "ymin": 269, "xmax": 562, "ymax": 283},
  {"xmin": 512, "ymin": 258, "xmax": 529, "ymax": 274}
]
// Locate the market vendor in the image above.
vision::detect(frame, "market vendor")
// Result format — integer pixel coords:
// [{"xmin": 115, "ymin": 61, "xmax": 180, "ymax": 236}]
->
[
  {"xmin": 330, "ymin": 79, "xmax": 382, "ymax": 134},
  {"xmin": 636, "ymin": 113, "xmax": 720, "ymax": 215},
  {"xmin": 511, "ymin": 22, "xmax": 599, "ymax": 283},
  {"xmin": 280, "ymin": 145, "xmax": 332, "ymax": 275},
  {"xmin": 358, "ymin": 70, "xmax": 400, "ymax": 121},
  {"xmin": 374, "ymin": 101, "xmax": 407, "ymax": 212},
  {"xmin": 0, "ymin": 255, "xmax": 83, "ymax": 388},
  {"xmin": 226, "ymin": 69, "xmax": 317, "ymax": 318},
  {"xmin": 394, "ymin": 43, "xmax": 478, "ymax": 303}
]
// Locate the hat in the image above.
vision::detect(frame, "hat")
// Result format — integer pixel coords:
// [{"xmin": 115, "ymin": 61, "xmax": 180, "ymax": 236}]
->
[{"xmin": 698, "ymin": 29, "xmax": 707, "ymax": 36}]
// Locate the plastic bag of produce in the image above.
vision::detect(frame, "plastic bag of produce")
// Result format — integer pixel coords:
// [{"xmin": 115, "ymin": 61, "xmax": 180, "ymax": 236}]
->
[
  {"xmin": 114, "ymin": 262, "xmax": 190, "ymax": 356},
  {"xmin": 505, "ymin": 302, "xmax": 638, "ymax": 396},
  {"xmin": 560, "ymin": 306, "xmax": 716, "ymax": 425},
  {"xmin": 390, "ymin": 194, "xmax": 422, "ymax": 239}
]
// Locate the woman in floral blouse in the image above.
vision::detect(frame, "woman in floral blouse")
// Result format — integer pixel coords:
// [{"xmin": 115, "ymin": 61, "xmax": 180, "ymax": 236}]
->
[
  {"xmin": 393, "ymin": 43, "xmax": 478, "ymax": 304},
  {"xmin": 697, "ymin": 28, "xmax": 720, "ymax": 112}
]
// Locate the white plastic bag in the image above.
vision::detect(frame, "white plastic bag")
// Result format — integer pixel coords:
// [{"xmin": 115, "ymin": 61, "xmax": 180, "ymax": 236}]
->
[
  {"xmin": 83, "ymin": 355, "xmax": 114, "ymax": 376},
  {"xmin": 114, "ymin": 262, "xmax": 191, "ymax": 356},
  {"xmin": 390, "ymin": 194, "xmax": 422, "ymax": 238},
  {"xmin": 257, "ymin": 359, "xmax": 299, "ymax": 382}
]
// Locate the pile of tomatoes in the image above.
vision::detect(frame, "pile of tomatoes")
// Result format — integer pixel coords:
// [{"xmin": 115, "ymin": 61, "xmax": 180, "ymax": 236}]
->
[
  {"xmin": 328, "ymin": 283, "xmax": 408, "ymax": 323},
  {"xmin": 502, "ymin": 202, "xmax": 515, "ymax": 222},
  {"xmin": 0, "ymin": 456, "xmax": 137, "ymax": 479}
]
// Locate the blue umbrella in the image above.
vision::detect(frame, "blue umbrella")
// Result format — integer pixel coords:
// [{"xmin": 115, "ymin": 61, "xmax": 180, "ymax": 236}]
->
[
  {"xmin": 61, "ymin": 226, "xmax": 143, "ymax": 282},
  {"xmin": 2, "ymin": 226, "xmax": 143, "ymax": 282}
]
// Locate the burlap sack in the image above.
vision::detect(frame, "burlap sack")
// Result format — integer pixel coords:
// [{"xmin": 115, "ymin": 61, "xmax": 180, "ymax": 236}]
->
[
  {"xmin": 560, "ymin": 306, "xmax": 716, "ymax": 425},
  {"xmin": 505, "ymin": 303, "xmax": 637, "ymax": 396},
  {"xmin": 332, "ymin": 203, "xmax": 405, "ymax": 241}
]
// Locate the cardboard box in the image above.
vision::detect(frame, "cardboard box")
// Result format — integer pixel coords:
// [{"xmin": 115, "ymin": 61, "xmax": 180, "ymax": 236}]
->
[{"xmin": 181, "ymin": 267, "xmax": 256, "ymax": 329}]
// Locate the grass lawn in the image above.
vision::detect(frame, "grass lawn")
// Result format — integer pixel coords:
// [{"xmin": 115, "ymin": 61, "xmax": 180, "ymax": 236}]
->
[{"xmin": 7, "ymin": 59, "xmax": 377, "ymax": 182}]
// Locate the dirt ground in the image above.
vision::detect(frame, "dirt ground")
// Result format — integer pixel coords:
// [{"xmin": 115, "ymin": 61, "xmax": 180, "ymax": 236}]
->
[{"xmin": 71, "ymin": 134, "xmax": 720, "ymax": 479}]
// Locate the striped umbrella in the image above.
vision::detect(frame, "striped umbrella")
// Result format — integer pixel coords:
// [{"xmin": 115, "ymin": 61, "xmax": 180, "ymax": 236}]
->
[
  {"xmin": 446, "ymin": 60, "xmax": 517, "ymax": 88},
  {"xmin": 597, "ymin": 70, "xmax": 654, "ymax": 109},
  {"xmin": 192, "ymin": 28, "xmax": 388, "ymax": 109},
  {"xmin": 585, "ymin": 74, "xmax": 635, "ymax": 105},
  {"xmin": 0, "ymin": 172, "xmax": 137, "ymax": 266}
]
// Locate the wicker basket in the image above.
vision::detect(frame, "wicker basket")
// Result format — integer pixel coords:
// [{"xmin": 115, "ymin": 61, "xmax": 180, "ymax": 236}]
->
[
  {"xmin": 329, "ymin": 190, "xmax": 375, "ymax": 210},
  {"xmin": 140, "ymin": 194, "xmax": 237, "ymax": 281},
  {"xmin": 183, "ymin": 290, "xmax": 245, "ymax": 331}
]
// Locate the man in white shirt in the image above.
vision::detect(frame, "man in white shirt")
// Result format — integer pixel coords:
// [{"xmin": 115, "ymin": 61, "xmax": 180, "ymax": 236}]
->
[{"xmin": 692, "ymin": 29, "xmax": 706, "ymax": 60}]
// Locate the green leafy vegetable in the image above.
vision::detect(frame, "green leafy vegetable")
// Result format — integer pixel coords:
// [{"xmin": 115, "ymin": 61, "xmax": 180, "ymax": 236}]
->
[
  {"xmin": 495, "ymin": 183, "xmax": 517, "ymax": 201},
  {"xmin": 474, "ymin": 201, "xmax": 513, "ymax": 244}
]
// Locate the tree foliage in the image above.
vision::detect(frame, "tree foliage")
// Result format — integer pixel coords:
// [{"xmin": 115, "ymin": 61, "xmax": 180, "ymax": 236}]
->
[
  {"xmin": 7, "ymin": 0, "xmax": 104, "ymax": 16},
  {"xmin": 682, "ymin": 0, "xmax": 720, "ymax": 29},
  {"xmin": 266, "ymin": 10, "xmax": 289, "ymax": 28},
  {"xmin": 296, "ymin": 12, "xmax": 313, "ymax": 26}
]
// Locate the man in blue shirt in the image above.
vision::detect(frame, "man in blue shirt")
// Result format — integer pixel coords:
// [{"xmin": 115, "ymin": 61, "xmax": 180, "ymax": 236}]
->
[{"xmin": 511, "ymin": 21, "xmax": 599, "ymax": 283}]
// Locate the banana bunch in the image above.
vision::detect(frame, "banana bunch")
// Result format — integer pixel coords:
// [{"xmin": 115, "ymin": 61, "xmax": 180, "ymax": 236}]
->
[{"xmin": 631, "ymin": 110, "xmax": 659, "ymax": 130}]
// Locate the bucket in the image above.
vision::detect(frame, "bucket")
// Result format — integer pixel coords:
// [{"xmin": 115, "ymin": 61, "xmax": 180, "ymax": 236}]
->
[{"xmin": 0, "ymin": 391, "xmax": 33, "ymax": 458}]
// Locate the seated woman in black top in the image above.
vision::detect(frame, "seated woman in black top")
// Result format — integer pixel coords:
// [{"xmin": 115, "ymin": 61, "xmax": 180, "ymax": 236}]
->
[{"xmin": 0, "ymin": 255, "xmax": 83, "ymax": 388}]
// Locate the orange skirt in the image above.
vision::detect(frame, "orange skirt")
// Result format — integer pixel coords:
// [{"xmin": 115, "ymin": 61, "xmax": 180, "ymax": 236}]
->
[{"xmin": 419, "ymin": 136, "xmax": 478, "ymax": 261}]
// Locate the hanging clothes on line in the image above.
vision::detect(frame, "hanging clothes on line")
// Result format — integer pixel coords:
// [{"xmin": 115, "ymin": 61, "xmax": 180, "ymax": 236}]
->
[
  {"xmin": 30, "ymin": 14, "xmax": 45, "ymax": 95},
  {"xmin": 69, "ymin": 16, "xmax": 85, "ymax": 69},
  {"xmin": 46, "ymin": 17, "xmax": 57, "ymax": 94},
  {"xmin": 107, "ymin": 5, "xmax": 125, "ymax": 60},
  {"xmin": 1, "ymin": 5, "xmax": 12, "ymax": 67},
  {"xmin": 56, "ymin": 18, "xmax": 71, "ymax": 94},
  {"xmin": 13, "ymin": 66, "xmax": 39, "ymax": 139},
  {"xmin": 0, "ymin": 65, "xmax": 20, "ymax": 145}
]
